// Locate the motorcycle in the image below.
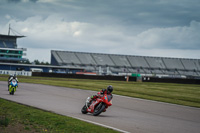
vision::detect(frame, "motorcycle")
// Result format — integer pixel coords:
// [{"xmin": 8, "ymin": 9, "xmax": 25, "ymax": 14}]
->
[
  {"xmin": 81, "ymin": 93, "xmax": 113, "ymax": 116},
  {"xmin": 9, "ymin": 79, "xmax": 18, "ymax": 95}
]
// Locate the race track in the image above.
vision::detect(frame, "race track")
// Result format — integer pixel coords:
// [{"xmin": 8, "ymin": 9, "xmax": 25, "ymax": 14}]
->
[{"xmin": 0, "ymin": 81, "xmax": 200, "ymax": 133}]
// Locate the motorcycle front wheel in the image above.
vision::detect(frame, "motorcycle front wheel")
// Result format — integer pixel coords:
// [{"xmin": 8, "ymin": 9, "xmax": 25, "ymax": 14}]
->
[
  {"xmin": 9, "ymin": 89, "xmax": 14, "ymax": 95},
  {"xmin": 93, "ymin": 102, "xmax": 106, "ymax": 116},
  {"xmin": 11, "ymin": 87, "xmax": 15, "ymax": 95},
  {"xmin": 81, "ymin": 105, "xmax": 88, "ymax": 114}
]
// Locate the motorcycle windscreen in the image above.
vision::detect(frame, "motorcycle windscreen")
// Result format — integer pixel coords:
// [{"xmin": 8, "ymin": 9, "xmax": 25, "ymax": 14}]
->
[
  {"xmin": 107, "ymin": 95, "xmax": 112, "ymax": 102},
  {"xmin": 11, "ymin": 79, "xmax": 17, "ymax": 86}
]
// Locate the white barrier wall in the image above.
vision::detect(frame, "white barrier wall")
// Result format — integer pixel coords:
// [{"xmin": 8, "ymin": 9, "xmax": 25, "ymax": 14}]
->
[{"xmin": 0, "ymin": 70, "xmax": 32, "ymax": 76}]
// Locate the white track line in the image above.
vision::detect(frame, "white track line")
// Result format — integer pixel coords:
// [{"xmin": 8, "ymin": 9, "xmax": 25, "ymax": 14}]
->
[{"xmin": 72, "ymin": 116, "xmax": 130, "ymax": 133}]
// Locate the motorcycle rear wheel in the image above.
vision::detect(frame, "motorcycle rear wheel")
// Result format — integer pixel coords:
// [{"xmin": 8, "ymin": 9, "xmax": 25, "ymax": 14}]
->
[
  {"xmin": 93, "ymin": 103, "xmax": 106, "ymax": 116},
  {"xmin": 81, "ymin": 105, "xmax": 88, "ymax": 114}
]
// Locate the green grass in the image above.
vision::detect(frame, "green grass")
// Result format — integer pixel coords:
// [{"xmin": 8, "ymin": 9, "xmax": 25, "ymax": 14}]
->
[
  {"xmin": 0, "ymin": 98, "xmax": 117, "ymax": 133},
  {"xmin": 1, "ymin": 75, "xmax": 200, "ymax": 108}
]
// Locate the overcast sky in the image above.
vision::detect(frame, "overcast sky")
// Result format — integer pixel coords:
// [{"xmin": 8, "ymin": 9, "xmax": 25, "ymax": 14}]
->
[{"xmin": 0, "ymin": 0, "xmax": 200, "ymax": 62}]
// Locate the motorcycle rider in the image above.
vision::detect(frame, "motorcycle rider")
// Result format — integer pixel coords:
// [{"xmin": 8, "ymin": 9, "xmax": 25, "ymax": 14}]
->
[
  {"xmin": 8, "ymin": 74, "xmax": 13, "ymax": 83},
  {"xmin": 8, "ymin": 74, "xmax": 18, "ymax": 90},
  {"xmin": 87, "ymin": 85, "xmax": 113, "ymax": 107},
  {"xmin": 8, "ymin": 74, "xmax": 13, "ymax": 90}
]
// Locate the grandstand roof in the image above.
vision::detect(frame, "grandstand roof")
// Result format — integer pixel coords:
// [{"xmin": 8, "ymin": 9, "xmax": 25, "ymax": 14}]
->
[{"xmin": 0, "ymin": 34, "xmax": 25, "ymax": 38}]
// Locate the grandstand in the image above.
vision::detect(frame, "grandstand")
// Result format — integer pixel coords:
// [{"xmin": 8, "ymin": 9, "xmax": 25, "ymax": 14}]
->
[
  {"xmin": 51, "ymin": 50, "xmax": 200, "ymax": 78},
  {"xmin": 0, "ymin": 34, "xmax": 27, "ymax": 63}
]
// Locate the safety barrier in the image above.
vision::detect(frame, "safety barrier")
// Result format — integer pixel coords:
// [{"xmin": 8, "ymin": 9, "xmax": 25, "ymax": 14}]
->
[
  {"xmin": 0, "ymin": 70, "xmax": 32, "ymax": 76},
  {"xmin": 142, "ymin": 77, "xmax": 200, "ymax": 84},
  {"xmin": 32, "ymin": 72, "xmax": 137, "ymax": 81},
  {"xmin": 32, "ymin": 72, "xmax": 200, "ymax": 84}
]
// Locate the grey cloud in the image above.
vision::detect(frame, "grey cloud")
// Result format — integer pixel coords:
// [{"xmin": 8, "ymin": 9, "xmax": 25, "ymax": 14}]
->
[
  {"xmin": 132, "ymin": 21, "xmax": 200, "ymax": 50},
  {"xmin": 7, "ymin": 0, "xmax": 21, "ymax": 2},
  {"xmin": 1, "ymin": 0, "xmax": 200, "ymax": 27},
  {"xmin": 7, "ymin": 0, "xmax": 38, "ymax": 2},
  {"xmin": 1, "ymin": 0, "xmax": 200, "ymax": 61},
  {"xmin": 66, "ymin": 0, "xmax": 200, "ymax": 26}
]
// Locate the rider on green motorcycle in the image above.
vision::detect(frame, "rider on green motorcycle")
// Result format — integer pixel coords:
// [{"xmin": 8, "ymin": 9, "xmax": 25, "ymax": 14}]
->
[{"xmin": 8, "ymin": 74, "xmax": 18, "ymax": 89}]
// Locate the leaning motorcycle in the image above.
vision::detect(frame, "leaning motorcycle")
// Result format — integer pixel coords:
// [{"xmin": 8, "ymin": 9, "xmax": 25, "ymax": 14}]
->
[
  {"xmin": 81, "ymin": 93, "xmax": 112, "ymax": 116},
  {"xmin": 9, "ymin": 79, "xmax": 18, "ymax": 95}
]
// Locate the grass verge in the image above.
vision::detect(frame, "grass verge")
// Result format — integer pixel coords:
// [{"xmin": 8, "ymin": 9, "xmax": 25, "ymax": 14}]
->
[{"xmin": 0, "ymin": 98, "xmax": 118, "ymax": 133}]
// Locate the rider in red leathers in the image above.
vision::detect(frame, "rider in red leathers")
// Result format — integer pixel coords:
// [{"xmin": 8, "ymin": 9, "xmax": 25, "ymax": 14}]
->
[{"xmin": 88, "ymin": 85, "xmax": 113, "ymax": 106}]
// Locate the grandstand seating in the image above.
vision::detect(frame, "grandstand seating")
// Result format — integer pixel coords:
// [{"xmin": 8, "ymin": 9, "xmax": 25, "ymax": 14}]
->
[
  {"xmin": 151, "ymin": 69, "xmax": 164, "ymax": 74},
  {"xmin": 91, "ymin": 53, "xmax": 115, "ymax": 66},
  {"xmin": 110, "ymin": 67, "xmax": 125, "ymax": 73},
  {"xmin": 178, "ymin": 70, "xmax": 198, "ymax": 76},
  {"xmin": 127, "ymin": 68, "xmax": 136, "ymax": 73},
  {"xmin": 109, "ymin": 55, "xmax": 131, "ymax": 67},
  {"xmin": 192, "ymin": 60, "xmax": 200, "ymax": 71},
  {"xmin": 165, "ymin": 69, "xmax": 180, "ymax": 75},
  {"xmin": 58, "ymin": 51, "xmax": 81, "ymax": 65},
  {"xmin": 51, "ymin": 51, "xmax": 63, "ymax": 65},
  {"xmin": 127, "ymin": 56, "xmax": 149, "ymax": 68},
  {"xmin": 84, "ymin": 66, "xmax": 96, "ymax": 71},
  {"xmin": 145, "ymin": 57, "xmax": 166, "ymax": 69},
  {"xmin": 180, "ymin": 59, "xmax": 198, "ymax": 70},
  {"xmin": 126, "ymin": 68, "xmax": 140, "ymax": 73},
  {"xmin": 143, "ymin": 69, "xmax": 152, "ymax": 74},
  {"xmin": 197, "ymin": 72, "xmax": 200, "ymax": 76},
  {"xmin": 51, "ymin": 50, "xmax": 200, "ymax": 77},
  {"xmin": 163, "ymin": 58, "xmax": 185, "ymax": 70},
  {"xmin": 76, "ymin": 52, "xmax": 97, "ymax": 65}
]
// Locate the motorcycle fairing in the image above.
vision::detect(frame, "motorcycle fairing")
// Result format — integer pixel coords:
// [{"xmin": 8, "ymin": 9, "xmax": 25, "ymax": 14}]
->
[
  {"xmin": 87, "ymin": 98, "xmax": 103, "ymax": 113},
  {"xmin": 86, "ymin": 94, "xmax": 112, "ymax": 113},
  {"xmin": 10, "ymin": 79, "xmax": 18, "ymax": 87},
  {"xmin": 9, "ymin": 79, "xmax": 18, "ymax": 93}
]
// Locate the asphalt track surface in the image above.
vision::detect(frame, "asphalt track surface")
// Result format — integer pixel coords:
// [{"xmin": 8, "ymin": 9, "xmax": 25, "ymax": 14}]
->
[{"xmin": 0, "ymin": 81, "xmax": 200, "ymax": 133}]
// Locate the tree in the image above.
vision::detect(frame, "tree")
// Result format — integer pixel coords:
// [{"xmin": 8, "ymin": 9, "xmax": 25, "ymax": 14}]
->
[
  {"xmin": 34, "ymin": 60, "xmax": 40, "ymax": 65},
  {"xmin": 33, "ymin": 60, "xmax": 50, "ymax": 65},
  {"xmin": 20, "ymin": 59, "xmax": 31, "ymax": 64}
]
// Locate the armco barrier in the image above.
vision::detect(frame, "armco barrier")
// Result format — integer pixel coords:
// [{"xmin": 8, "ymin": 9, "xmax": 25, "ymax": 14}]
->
[
  {"xmin": 32, "ymin": 72, "xmax": 200, "ymax": 84},
  {"xmin": 0, "ymin": 70, "xmax": 32, "ymax": 76},
  {"xmin": 32, "ymin": 72, "xmax": 137, "ymax": 81},
  {"xmin": 142, "ymin": 77, "xmax": 200, "ymax": 84}
]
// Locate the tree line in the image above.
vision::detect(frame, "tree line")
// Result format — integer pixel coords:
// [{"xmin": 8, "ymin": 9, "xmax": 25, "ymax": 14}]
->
[{"xmin": 21, "ymin": 59, "xmax": 50, "ymax": 65}]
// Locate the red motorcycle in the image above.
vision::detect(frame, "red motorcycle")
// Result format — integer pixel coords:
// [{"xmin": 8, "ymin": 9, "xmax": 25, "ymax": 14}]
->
[{"xmin": 81, "ymin": 93, "xmax": 113, "ymax": 116}]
